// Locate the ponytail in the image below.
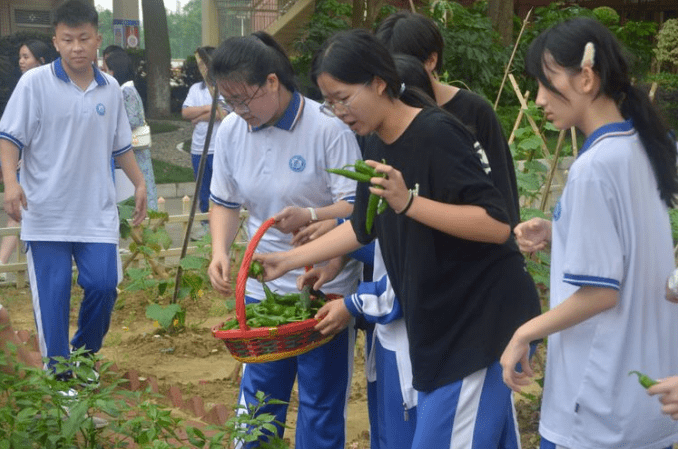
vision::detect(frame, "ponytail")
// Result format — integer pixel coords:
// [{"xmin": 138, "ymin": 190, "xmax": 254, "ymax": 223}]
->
[
  {"xmin": 622, "ymin": 84, "xmax": 678, "ymax": 207},
  {"xmin": 210, "ymin": 31, "xmax": 297, "ymax": 93}
]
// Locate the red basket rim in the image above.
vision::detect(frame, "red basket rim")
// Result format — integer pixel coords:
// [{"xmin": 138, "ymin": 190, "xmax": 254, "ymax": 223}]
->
[{"xmin": 234, "ymin": 217, "xmax": 277, "ymax": 332}]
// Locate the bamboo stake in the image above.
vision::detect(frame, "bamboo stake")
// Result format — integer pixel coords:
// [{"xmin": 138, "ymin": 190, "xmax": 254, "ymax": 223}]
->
[
  {"xmin": 171, "ymin": 51, "xmax": 221, "ymax": 305},
  {"xmin": 494, "ymin": 7, "xmax": 533, "ymax": 110},
  {"xmin": 649, "ymin": 81, "xmax": 658, "ymax": 102},
  {"xmin": 507, "ymin": 91, "xmax": 530, "ymax": 145},
  {"xmin": 509, "ymin": 74, "xmax": 551, "ymax": 158},
  {"xmin": 539, "ymin": 129, "xmax": 566, "ymax": 212}
]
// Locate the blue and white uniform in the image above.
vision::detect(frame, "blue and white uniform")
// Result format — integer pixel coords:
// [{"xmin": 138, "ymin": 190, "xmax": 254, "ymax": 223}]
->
[
  {"xmin": 183, "ymin": 82, "xmax": 223, "ymax": 213},
  {"xmin": 540, "ymin": 120, "xmax": 678, "ymax": 449},
  {"xmin": 344, "ymin": 240, "xmax": 417, "ymax": 449},
  {"xmin": 0, "ymin": 59, "xmax": 131, "ymax": 365},
  {"xmin": 210, "ymin": 91, "xmax": 361, "ymax": 449}
]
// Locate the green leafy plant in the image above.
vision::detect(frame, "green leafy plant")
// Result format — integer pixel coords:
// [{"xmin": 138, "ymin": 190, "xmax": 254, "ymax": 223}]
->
[{"xmin": 655, "ymin": 19, "xmax": 678, "ymax": 73}]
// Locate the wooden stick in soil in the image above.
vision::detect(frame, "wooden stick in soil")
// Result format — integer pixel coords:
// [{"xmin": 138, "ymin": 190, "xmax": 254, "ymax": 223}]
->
[
  {"xmin": 494, "ymin": 7, "xmax": 533, "ymax": 110},
  {"xmin": 171, "ymin": 54, "xmax": 220, "ymax": 305},
  {"xmin": 539, "ymin": 129, "xmax": 566, "ymax": 213},
  {"xmin": 507, "ymin": 91, "xmax": 530, "ymax": 145}
]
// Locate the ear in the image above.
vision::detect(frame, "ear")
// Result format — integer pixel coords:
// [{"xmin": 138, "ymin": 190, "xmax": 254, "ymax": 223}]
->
[
  {"xmin": 266, "ymin": 73, "xmax": 280, "ymax": 91},
  {"xmin": 372, "ymin": 76, "xmax": 388, "ymax": 96},
  {"xmin": 52, "ymin": 35, "xmax": 59, "ymax": 53},
  {"xmin": 424, "ymin": 52, "xmax": 438, "ymax": 74},
  {"xmin": 577, "ymin": 66, "xmax": 598, "ymax": 95}
]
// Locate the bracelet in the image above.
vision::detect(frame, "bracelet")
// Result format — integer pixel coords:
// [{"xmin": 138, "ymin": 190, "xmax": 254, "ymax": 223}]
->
[
  {"xmin": 395, "ymin": 183, "xmax": 419, "ymax": 215},
  {"xmin": 307, "ymin": 207, "xmax": 318, "ymax": 222}
]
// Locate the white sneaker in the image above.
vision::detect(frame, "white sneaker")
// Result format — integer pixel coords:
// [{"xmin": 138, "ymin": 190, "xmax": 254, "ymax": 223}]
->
[{"xmin": 58, "ymin": 388, "xmax": 108, "ymax": 429}]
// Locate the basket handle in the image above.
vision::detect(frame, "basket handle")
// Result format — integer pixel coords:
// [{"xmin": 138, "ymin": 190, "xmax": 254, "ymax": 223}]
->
[{"xmin": 235, "ymin": 217, "xmax": 277, "ymax": 331}]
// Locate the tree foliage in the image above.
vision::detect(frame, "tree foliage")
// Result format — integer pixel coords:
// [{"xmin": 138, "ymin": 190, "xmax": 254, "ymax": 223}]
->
[{"xmin": 655, "ymin": 19, "xmax": 678, "ymax": 73}]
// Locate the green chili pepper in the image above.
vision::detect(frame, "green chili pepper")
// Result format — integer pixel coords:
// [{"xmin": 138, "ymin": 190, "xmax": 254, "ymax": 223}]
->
[
  {"xmin": 354, "ymin": 159, "xmax": 378, "ymax": 177},
  {"xmin": 248, "ymin": 260, "xmax": 265, "ymax": 280},
  {"xmin": 628, "ymin": 370, "xmax": 658, "ymax": 389},
  {"xmin": 326, "ymin": 168, "xmax": 372, "ymax": 183},
  {"xmin": 366, "ymin": 192, "xmax": 380, "ymax": 233}
]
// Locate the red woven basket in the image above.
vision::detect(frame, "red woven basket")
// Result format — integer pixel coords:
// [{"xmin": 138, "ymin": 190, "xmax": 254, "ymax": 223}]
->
[{"xmin": 212, "ymin": 217, "xmax": 339, "ymax": 363}]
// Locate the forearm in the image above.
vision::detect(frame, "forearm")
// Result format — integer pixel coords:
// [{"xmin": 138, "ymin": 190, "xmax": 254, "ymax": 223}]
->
[
  {"xmin": 0, "ymin": 140, "xmax": 20, "ymax": 186},
  {"xmin": 513, "ymin": 286, "xmax": 618, "ymax": 344},
  {"xmin": 284, "ymin": 221, "xmax": 361, "ymax": 271},
  {"xmin": 115, "ymin": 151, "xmax": 146, "ymax": 189},
  {"xmin": 210, "ymin": 205, "xmax": 241, "ymax": 258},
  {"xmin": 405, "ymin": 196, "xmax": 510, "ymax": 244},
  {"xmin": 313, "ymin": 200, "xmax": 353, "ymax": 222},
  {"xmin": 182, "ymin": 106, "xmax": 210, "ymax": 122}
]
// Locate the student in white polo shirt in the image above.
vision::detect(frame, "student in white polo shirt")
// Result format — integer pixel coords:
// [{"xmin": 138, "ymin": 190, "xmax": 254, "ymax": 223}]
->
[
  {"xmin": 0, "ymin": 0, "xmax": 147, "ymax": 373},
  {"xmin": 182, "ymin": 45, "xmax": 228, "ymax": 240},
  {"xmin": 206, "ymin": 31, "xmax": 361, "ymax": 448},
  {"xmin": 500, "ymin": 17, "xmax": 678, "ymax": 449}
]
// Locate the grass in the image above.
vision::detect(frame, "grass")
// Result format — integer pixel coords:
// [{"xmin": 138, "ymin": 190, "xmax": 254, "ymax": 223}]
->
[
  {"xmin": 149, "ymin": 121, "xmax": 180, "ymax": 134},
  {"xmin": 151, "ymin": 159, "xmax": 195, "ymax": 184}
]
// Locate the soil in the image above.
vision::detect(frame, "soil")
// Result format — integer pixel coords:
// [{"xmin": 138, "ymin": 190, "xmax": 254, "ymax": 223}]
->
[{"xmin": 2, "ymin": 279, "xmax": 543, "ymax": 448}]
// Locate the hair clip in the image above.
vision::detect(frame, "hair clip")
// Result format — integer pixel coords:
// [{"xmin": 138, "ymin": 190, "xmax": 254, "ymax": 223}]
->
[
  {"xmin": 580, "ymin": 42, "xmax": 595, "ymax": 68},
  {"xmin": 399, "ymin": 82, "xmax": 406, "ymax": 95}
]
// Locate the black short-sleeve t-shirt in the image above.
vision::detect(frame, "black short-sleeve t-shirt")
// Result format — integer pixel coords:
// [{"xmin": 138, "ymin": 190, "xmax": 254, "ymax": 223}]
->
[
  {"xmin": 351, "ymin": 107, "xmax": 540, "ymax": 391},
  {"xmin": 443, "ymin": 90, "xmax": 521, "ymax": 228}
]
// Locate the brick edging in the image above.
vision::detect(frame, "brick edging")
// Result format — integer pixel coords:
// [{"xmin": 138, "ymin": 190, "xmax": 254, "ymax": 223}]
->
[{"xmin": 14, "ymin": 329, "xmax": 234, "ymax": 427}]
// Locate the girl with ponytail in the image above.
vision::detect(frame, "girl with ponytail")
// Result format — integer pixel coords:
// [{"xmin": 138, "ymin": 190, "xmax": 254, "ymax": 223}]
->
[
  {"xmin": 256, "ymin": 28, "xmax": 541, "ymax": 449},
  {"xmin": 501, "ymin": 17, "xmax": 678, "ymax": 449}
]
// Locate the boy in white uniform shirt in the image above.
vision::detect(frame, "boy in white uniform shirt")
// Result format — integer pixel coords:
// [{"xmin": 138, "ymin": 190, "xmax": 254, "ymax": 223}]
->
[{"xmin": 0, "ymin": 0, "xmax": 146, "ymax": 373}]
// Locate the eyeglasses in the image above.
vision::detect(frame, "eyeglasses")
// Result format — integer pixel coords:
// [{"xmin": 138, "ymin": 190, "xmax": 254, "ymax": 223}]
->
[
  {"xmin": 222, "ymin": 85, "xmax": 267, "ymax": 113},
  {"xmin": 319, "ymin": 83, "xmax": 369, "ymax": 117}
]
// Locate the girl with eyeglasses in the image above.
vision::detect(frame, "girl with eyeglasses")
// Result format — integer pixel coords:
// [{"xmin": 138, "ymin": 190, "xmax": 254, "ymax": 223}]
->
[
  {"xmin": 254, "ymin": 28, "xmax": 541, "ymax": 449},
  {"xmin": 206, "ymin": 31, "xmax": 362, "ymax": 448}
]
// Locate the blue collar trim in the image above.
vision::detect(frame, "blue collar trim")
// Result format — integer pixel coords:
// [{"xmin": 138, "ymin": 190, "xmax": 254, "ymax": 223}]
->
[
  {"xmin": 251, "ymin": 91, "xmax": 304, "ymax": 132},
  {"xmin": 53, "ymin": 58, "xmax": 108, "ymax": 86},
  {"xmin": 578, "ymin": 119, "xmax": 634, "ymax": 157}
]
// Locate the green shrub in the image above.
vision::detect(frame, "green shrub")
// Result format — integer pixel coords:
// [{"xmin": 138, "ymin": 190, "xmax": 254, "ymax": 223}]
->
[
  {"xmin": 592, "ymin": 6, "xmax": 619, "ymax": 27},
  {"xmin": 431, "ymin": 0, "xmax": 508, "ymax": 101},
  {"xmin": 655, "ymin": 19, "xmax": 678, "ymax": 73}
]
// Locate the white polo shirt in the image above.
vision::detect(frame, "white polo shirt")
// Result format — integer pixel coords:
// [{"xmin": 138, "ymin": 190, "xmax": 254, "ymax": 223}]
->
[
  {"xmin": 182, "ymin": 82, "xmax": 222, "ymax": 155},
  {"xmin": 0, "ymin": 59, "xmax": 132, "ymax": 243},
  {"xmin": 210, "ymin": 92, "xmax": 361, "ymax": 298},
  {"xmin": 540, "ymin": 120, "xmax": 678, "ymax": 448}
]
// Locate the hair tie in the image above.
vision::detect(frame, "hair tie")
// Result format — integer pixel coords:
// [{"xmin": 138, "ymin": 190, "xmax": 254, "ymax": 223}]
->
[
  {"xmin": 399, "ymin": 82, "xmax": 406, "ymax": 95},
  {"xmin": 580, "ymin": 42, "xmax": 595, "ymax": 68}
]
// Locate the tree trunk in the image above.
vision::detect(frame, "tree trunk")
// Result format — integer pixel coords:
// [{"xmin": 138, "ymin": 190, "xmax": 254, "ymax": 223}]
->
[
  {"xmin": 142, "ymin": 0, "xmax": 172, "ymax": 118},
  {"xmin": 488, "ymin": 0, "xmax": 513, "ymax": 47}
]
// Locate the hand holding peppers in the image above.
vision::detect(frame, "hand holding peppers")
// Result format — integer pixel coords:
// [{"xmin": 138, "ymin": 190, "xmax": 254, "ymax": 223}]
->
[
  {"xmin": 648, "ymin": 376, "xmax": 678, "ymax": 421},
  {"xmin": 327, "ymin": 159, "xmax": 413, "ymax": 233}
]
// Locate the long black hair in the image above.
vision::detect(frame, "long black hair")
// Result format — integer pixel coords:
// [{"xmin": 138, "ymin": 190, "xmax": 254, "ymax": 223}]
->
[
  {"xmin": 310, "ymin": 28, "xmax": 435, "ymax": 110},
  {"xmin": 210, "ymin": 31, "xmax": 296, "ymax": 92},
  {"xmin": 20, "ymin": 40, "xmax": 54, "ymax": 66},
  {"xmin": 375, "ymin": 11, "xmax": 444, "ymax": 74},
  {"xmin": 104, "ymin": 50, "xmax": 134, "ymax": 84},
  {"xmin": 526, "ymin": 17, "xmax": 678, "ymax": 208}
]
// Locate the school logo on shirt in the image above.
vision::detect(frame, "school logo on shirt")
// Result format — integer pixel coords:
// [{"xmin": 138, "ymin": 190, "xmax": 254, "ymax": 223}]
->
[
  {"xmin": 289, "ymin": 155, "xmax": 306, "ymax": 172},
  {"xmin": 96, "ymin": 104, "xmax": 106, "ymax": 116},
  {"xmin": 553, "ymin": 199, "xmax": 562, "ymax": 221}
]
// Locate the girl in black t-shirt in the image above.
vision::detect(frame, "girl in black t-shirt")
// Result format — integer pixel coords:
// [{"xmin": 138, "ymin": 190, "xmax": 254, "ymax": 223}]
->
[{"xmin": 256, "ymin": 29, "xmax": 540, "ymax": 449}]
